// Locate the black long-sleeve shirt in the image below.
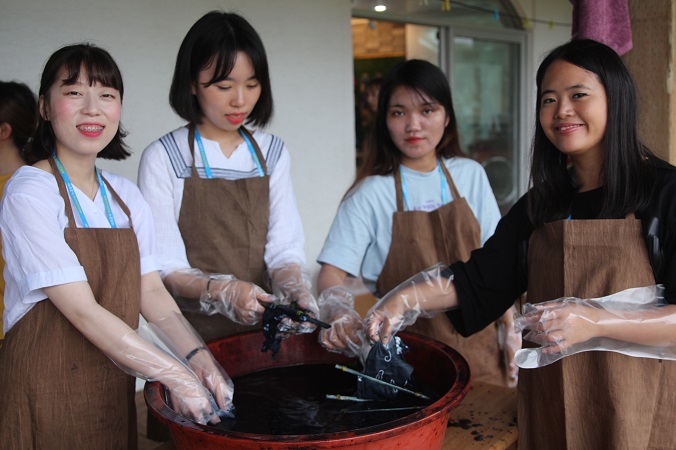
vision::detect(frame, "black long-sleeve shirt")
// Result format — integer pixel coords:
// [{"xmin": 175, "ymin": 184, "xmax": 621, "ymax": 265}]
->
[{"xmin": 448, "ymin": 162, "xmax": 676, "ymax": 337}]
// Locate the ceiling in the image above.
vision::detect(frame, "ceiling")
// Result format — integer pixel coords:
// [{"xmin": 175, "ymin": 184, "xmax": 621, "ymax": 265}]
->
[{"xmin": 351, "ymin": 0, "xmax": 523, "ymax": 29}]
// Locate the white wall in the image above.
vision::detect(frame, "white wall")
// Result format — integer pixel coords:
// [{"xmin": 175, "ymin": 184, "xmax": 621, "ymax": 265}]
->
[
  {"xmin": 0, "ymin": 0, "xmax": 356, "ymax": 284},
  {"xmin": 0, "ymin": 0, "xmax": 574, "ymax": 287}
]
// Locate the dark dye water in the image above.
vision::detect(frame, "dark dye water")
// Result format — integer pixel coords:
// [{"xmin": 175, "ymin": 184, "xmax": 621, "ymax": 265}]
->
[{"xmin": 208, "ymin": 363, "xmax": 439, "ymax": 435}]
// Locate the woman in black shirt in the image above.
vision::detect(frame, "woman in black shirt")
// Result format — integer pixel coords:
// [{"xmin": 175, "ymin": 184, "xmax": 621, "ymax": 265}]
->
[{"xmin": 366, "ymin": 39, "xmax": 676, "ymax": 450}]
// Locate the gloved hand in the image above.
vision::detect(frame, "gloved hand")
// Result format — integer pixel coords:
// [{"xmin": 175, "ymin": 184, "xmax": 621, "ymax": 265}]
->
[
  {"xmin": 317, "ymin": 285, "xmax": 364, "ymax": 358},
  {"xmin": 514, "ymin": 285, "xmax": 675, "ymax": 368},
  {"xmin": 104, "ymin": 330, "xmax": 221, "ymax": 425},
  {"xmin": 145, "ymin": 312, "xmax": 235, "ymax": 415},
  {"xmin": 169, "ymin": 269, "xmax": 274, "ymax": 325},
  {"xmin": 201, "ymin": 274, "xmax": 275, "ymax": 325},
  {"xmin": 496, "ymin": 305, "xmax": 521, "ymax": 387},
  {"xmin": 161, "ymin": 361, "xmax": 222, "ymax": 425},
  {"xmin": 366, "ymin": 263, "xmax": 455, "ymax": 345},
  {"xmin": 270, "ymin": 263, "xmax": 320, "ymax": 334}
]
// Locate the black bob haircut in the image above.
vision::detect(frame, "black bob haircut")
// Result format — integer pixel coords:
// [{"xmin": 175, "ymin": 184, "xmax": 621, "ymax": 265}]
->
[
  {"xmin": 169, "ymin": 11, "xmax": 273, "ymax": 128},
  {"xmin": 31, "ymin": 43, "xmax": 130, "ymax": 164}
]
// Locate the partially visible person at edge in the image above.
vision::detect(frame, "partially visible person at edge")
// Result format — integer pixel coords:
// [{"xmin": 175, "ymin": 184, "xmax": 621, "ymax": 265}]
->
[
  {"xmin": 0, "ymin": 81, "xmax": 37, "ymax": 341},
  {"xmin": 356, "ymin": 75, "xmax": 382, "ymax": 166},
  {"xmin": 367, "ymin": 39, "xmax": 676, "ymax": 450},
  {"xmin": 317, "ymin": 59, "xmax": 520, "ymax": 388},
  {"xmin": 138, "ymin": 10, "xmax": 318, "ymax": 344},
  {"xmin": 0, "ymin": 43, "xmax": 232, "ymax": 449}
]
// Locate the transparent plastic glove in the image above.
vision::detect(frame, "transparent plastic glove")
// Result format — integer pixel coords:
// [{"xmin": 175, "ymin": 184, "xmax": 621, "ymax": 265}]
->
[
  {"xmin": 173, "ymin": 269, "xmax": 274, "ymax": 325},
  {"xmin": 270, "ymin": 263, "xmax": 320, "ymax": 334},
  {"xmin": 104, "ymin": 330, "xmax": 220, "ymax": 425},
  {"xmin": 143, "ymin": 312, "xmax": 235, "ymax": 416},
  {"xmin": 366, "ymin": 263, "xmax": 455, "ymax": 345},
  {"xmin": 202, "ymin": 275, "xmax": 275, "ymax": 325},
  {"xmin": 317, "ymin": 285, "xmax": 364, "ymax": 358},
  {"xmin": 496, "ymin": 305, "xmax": 521, "ymax": 387},
  {"xmin": 514, "ymin": 285, "xmax": 676, "ymax": 369}
]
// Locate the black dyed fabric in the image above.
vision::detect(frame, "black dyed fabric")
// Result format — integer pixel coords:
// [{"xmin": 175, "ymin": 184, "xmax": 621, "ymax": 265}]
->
[{"xmin": 357, "ymin": 336, "xmax": 414, "ymax": 401}]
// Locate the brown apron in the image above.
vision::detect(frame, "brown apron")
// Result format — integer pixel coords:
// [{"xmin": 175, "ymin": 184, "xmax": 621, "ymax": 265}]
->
[
  {"xmin": 376, "ymin": 162, "xmax": 505, "ymax": 386},
  {"xmin": 0, "ymin": 158, "xmax": 140, "ymax": 449},
  {"xmin": 521, "ymin": 216, "xmax": 676, "ymax": 450},
  {"xmin": 177, "ymin": 125, "xmax": 270, "ymax": 342}
]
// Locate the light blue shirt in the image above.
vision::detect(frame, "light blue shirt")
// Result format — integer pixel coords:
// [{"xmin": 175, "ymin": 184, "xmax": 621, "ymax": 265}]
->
[{"xmin": 317, "ymin": 157, "xmax": 501, "ymax": 294}]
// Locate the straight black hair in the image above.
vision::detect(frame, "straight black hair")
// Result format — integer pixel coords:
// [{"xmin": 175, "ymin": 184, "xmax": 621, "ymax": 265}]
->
[
  {"xmin": 169, "ymin": 10, "xmax": 273, "ymax": 128},
  {"xmin": 30, "ymin": 43, "xmax": 130, "ymax": 164},
  {"xmin": 528, "ymin": 38, "xmax": 656, "ymax": 225},
  {"xmin": 354, "ymin": 59, "xmax": 462, "ymax": 189}
]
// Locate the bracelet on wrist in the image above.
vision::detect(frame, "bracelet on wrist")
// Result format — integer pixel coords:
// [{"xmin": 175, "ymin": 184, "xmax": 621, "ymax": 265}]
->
[
  {"xmin": 186, "ymin": 346, "xmax": 207, "ymax": 361},
  {"xmin": 205, "ymin": 276, "xmax": 214, "ymax": 301}
]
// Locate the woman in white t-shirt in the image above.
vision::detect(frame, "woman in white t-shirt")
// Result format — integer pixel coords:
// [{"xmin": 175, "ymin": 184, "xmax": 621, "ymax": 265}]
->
[
  {"xmin": 138, "ymin": 11, "xmax": 317, "ymax": 343},
  {"xmin": 0, "ymin": 43, "xmax": 231, "ymax": 449}
]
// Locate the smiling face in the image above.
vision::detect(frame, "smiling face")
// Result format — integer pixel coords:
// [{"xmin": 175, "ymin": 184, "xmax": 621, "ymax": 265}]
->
[
  {"xmin": 539, "ymin": 59, "xmax": 608, "ymax": 161},
  {"xmin": 41, "ymin": 68, "xmax": 121, "ymax": 160},
  {"xmin": 386, "ymin": 85, "xmax": 449, "ymax": 171},
  {"xmin": 192, "ymin": 51, "xmax": 262, "ymax": 140}
]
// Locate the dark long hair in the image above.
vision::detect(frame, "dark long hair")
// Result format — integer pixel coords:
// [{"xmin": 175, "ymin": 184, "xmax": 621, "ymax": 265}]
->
[
  {"xmin": 0, "ymin": 81, "xmax": 37, "ymax": 156},
  {"xmin": 528, "ymin": 39, "xmax": 656, "ymax": 225},
  {"xmin": 169, "ymin": 10, "xmax": 273, "ymax": 128},
  {"xmin": 29, "ymin": 43, "xmax": 130, "ymax": 164},
  {"xmin": 353, "ymin": 59, "xmax": 462, "ymax": 191}
]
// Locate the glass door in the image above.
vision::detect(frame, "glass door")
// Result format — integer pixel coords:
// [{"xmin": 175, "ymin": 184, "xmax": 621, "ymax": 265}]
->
[{"xmin": 449, "ymin": 34, "xmax": 522, "ymax": 215}]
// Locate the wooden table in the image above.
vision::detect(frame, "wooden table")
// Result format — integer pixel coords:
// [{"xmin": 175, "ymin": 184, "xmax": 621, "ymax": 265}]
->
[{"xmin": 442, "ymin": 381, "xmax": 518, "ymax": 450}]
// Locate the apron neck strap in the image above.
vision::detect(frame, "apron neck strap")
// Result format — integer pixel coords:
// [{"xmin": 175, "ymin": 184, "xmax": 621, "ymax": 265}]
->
[
  {"xmin": 100, "ymin": 174, "xmax": 133, "ymax": 228},
  {"xmin": 187, "ymin": 124, "xmax": 268, "ymax": 176},
  {"xmin": 394, "ymin": 168, "xmax": 405, "ymax": 212},
  {"xmin": 48, "ymin": 156, "xmax": 133, "ymax": 229},
  {"xmin": 438, "ymin": 159, "xmax": 461, "ymax": 199},
  {"xmin": 394, "ymin": 159, "xmax": 461, "ymax": 212},
  {"xmin": 49, "ymin": 156, "xmax": 77, "ymax": 227},
  {"xmin": 187, "ymin": 124, "xmax": 199, "ymax": 177},
  {"xmin": 239, "ymin": 127, "xmax": 268, "ymax": 174}
]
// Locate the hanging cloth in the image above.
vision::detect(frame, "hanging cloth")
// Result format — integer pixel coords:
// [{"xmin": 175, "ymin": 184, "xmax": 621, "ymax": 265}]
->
[{"xmin": 571, "ymin": 0, "xmax": 632, "ymax": 55}]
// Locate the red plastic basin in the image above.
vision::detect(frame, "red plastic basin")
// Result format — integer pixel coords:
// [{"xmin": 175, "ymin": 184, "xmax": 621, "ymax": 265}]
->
[{"xmin": 145, "ymin": 330, "xmax": 470, "ymax": 449}]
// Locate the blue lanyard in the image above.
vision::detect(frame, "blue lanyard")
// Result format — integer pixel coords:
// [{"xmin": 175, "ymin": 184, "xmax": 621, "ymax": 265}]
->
[
  {"xmin": 194, "ymin": 128, "xmax": 265, "ymax": 178},
  {"xmin": 52, "ymin": 153, "xmax": 117, "ymax": 228},
  {"xmin": 239, "ymin": 129, "xmax": 265, "ymax": 177},
  {"xmin": 400, "ymin": 161, "xmax": 449, "ymax": 211},
  {"xmin": 194, "ymin": 128, "xmax": 214, "ymax": 179}
]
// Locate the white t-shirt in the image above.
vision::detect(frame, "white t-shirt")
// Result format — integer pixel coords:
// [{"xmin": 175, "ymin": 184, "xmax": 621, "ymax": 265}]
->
[
  {"xmin": 137, "ymin": 126, "xmax": 306, "ymax": 279},
  {"xmin": 0, "ymin": 165, "xmax": 160, "ymax": 332},
  {"xmin": 317, "ymin": 157, "xmax": 501, "ymax": 294}
]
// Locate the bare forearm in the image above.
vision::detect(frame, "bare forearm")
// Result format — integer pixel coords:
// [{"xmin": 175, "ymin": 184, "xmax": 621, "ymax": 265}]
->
[
  {"xmin": 596, "ymin": 304, "xmax": 676, "ymax": 347},
  {"xmin": 164, "ymin": 270, "xmax": 209, "ymax": 300},
  {"xmin": 44, "ymin": 281, "xmax": 187, "ymax": 381},
  {"xmin": 317, "ymin": 264, "xmax": 348, "ymax": 293}
]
